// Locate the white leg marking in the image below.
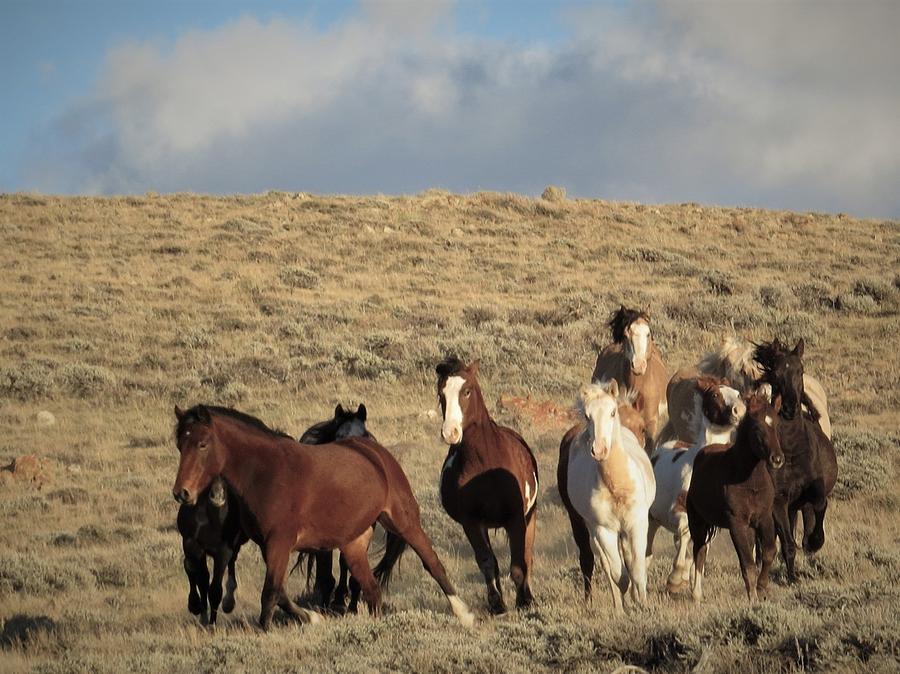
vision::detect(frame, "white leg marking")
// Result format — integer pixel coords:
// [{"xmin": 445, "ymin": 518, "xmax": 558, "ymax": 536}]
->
[{"xmin": 448, "ymin": 595, "xmax": 475, "ymax": 628}]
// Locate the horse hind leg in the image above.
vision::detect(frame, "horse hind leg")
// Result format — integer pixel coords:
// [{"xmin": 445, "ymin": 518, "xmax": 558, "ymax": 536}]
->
[
  {"xmin": 182, "ymin": 550, "xmax": 206, "ymax": 620},
  {"xmin": 804, "ymin": 481, "xmax": 829, "ymax": 554},
  {"xmin": 567, "ymin": 507, "xmax": 595, "ymax": 600},
  {"xmin": 338, "ymin": 528, "xmax": 382, "ymax": 617},
  {"xmin": 382, "ymin": 512, "xmax": 475, "ymax": 627},
  {"xmin": 222, "ymin": 547, "xmax": 239, "ymax": 614}
]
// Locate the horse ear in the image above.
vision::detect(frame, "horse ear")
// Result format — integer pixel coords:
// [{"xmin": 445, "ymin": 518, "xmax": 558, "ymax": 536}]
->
[
  {"xmin": 793, "ymin": 338, "xmax": 804, "ymax": 358},
  {"xmin": 695, "ymin": 377, "xmax": 715, "ymax": 394},
  {"xmin": 356, "ymin": 403, "xmax": 367, "ymax": 422},
  {"xmin": 773, "ymin": 394, "xmax": 783, "ymax": 414},
  {"xmin": 607, "ymin": 379, "xmax": 619, "ymax": 399},
  {"xmin": 335, "ymin": 404, "xmax": 344, "ymax": 417},
  {"xmin": 468, "ymin": 359, "xmax": 481, "ymax": 376},
  {"xmin": 175, "ymin": 405, "xmax": 185, "ymax": 420}
]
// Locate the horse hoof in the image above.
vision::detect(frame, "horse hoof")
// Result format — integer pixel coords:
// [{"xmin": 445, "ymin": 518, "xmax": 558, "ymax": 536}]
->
[
  {"xmin": 666, "ymin": 579, "xmax": 689, "ymax": 594},
  {"xmin": 200, "ymin": 610, "xmax": 210, "ymax": 626},
  {"xmin": 222, "ymin": 597, "xmax": 235, "ymax": 613},
  {"xmin": 305, "ymin": 610, "xmax": 324, "ymax": 625},
  {"xmin": 488, "ymin": 601, "xmax": 508, "ymax": 616},
  {"xmin": 188, "ymin": 596, "xmax": 203, "ymax": 615}
]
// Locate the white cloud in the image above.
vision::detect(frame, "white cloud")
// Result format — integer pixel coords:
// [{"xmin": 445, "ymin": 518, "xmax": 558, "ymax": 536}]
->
[{"xmin": 22, "ymin": 1, "xmax": 900, "ymax": 217}]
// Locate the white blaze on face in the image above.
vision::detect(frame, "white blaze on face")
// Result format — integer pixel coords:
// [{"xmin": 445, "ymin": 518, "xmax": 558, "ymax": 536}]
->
[
  {"xmin": 627, "ymin": 321, "xmax": 651, "ymax": 375},
  {"xmin": 765, "ymin": 415, "xmax": 774, "ymax": 428},
  {"xmin": 441, "ymin": 376, "xmax": 466, "ymax": 444},
  {"xmin": 720, "ymin": 385, "xmax": 745, "ymax": 424}
]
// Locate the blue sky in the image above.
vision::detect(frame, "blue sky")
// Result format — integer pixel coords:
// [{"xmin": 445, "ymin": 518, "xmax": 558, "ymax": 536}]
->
[{"xmin": 2, "ymin": 1, "xmax": 898, "ymax": 217}]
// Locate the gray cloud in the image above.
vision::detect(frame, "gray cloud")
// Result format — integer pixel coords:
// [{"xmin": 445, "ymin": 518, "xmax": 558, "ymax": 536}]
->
[{"xmin": 21, "ymin": 1, "xmax": 900, "ymax": 217}]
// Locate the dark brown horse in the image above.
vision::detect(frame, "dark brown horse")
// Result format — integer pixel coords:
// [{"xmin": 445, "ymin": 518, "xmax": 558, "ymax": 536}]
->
[
  {"xmin": 686, "ymin": 394, "xmax": 785, "ymax": 602},
  {"xmin": 296, "ymin": 404, "xmax": 407, "ymax": 615},
  {"xmin": 754, "ymin": 338, "xmax": 838, "ymax": 582},
  {"xmin": 592, "ymin": 306, "xmax": 669, "ymax": 451},
  {"xmin": 557, "ymin": 388, "xmax": 647, "ymax": 600},
  {"xmin": 436, "ymin": 357, "xmax": 539, "ymax": 614},
  {"xmin": 172, "ymin": 405, "xmax": 474, "ymax": 629},
  {"xmin": 177, "ymin": 475, "xmax": 247, "ymax": 625}
]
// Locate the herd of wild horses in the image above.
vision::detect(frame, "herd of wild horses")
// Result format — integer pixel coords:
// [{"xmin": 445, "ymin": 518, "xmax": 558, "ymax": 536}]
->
[{"xmin": 172, "ymin": 306, "xmax": 837, "ymax": 629}]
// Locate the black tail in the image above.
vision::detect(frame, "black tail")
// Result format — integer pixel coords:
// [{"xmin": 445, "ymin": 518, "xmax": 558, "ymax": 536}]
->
[
  {"xmin": 373, "ymin": 532, "xmax": 408, "ymax": 590},
  {"xmin": 289, "ymin": 552, "xmax": 317, "ymax": 591}
]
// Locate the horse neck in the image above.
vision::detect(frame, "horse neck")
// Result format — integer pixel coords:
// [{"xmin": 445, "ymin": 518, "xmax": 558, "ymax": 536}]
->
[
  {"xmin": 584, "ymin": 423, "xmax": 634, "ymax": 497},
  {"xmin": 459, "ymin": 386, "xmax": 498, "ymax": 452},
  {"xmin": 727, "ymin": 419, "xmax": 766, "ymax": 478},
  {"xmin": 213, "ymin": 418, "xmax": 290, "ymax": 512}
]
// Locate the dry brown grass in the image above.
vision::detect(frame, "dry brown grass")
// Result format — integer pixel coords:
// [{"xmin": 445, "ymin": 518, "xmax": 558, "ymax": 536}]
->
[{"xmin": 1, "ymin": 191, "xmax": 899, "ymax": 672}]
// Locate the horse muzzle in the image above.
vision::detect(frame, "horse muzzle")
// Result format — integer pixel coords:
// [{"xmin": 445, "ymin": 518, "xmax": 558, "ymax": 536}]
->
[
  {"xmin": 631, "ymin": 359, "xmax": 648, "ymax": 376},
  {"xmin": 769, "ymin": 454, "xmax": 785, "ymax": 470},
  {"xmin": 441, "ymin": 426, "xmax": 462, "ymax": 445},
  {"xmin": 173, "ymin": 487, "xmax": 195, "ymax": 505}
]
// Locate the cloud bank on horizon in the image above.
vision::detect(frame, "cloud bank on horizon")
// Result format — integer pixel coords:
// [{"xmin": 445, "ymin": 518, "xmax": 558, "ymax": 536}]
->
[{"xmin": 19, "ymin": 1, "xmax": 900, "ymax": 218}]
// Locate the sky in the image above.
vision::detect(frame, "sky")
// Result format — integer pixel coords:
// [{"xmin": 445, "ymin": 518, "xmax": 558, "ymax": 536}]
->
[{"xmin": 2, "ymin": 0, "xmax": 898, "ymax": 218}]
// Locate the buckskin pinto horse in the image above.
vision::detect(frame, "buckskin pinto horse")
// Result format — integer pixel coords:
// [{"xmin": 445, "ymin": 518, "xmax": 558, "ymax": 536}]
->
[
  {"xmin": 172, "ymin": 405, "xmax": 474, "ymax": 629},
  {"xmin": 648, "ymin": 377, "xmax": 745, "ymax": 593},
  {"xmin": 436, "ymin": 357, "xmax": 539, "ymax": 614},
  {"xmin": 754, "ymin": 338, "xmax": 838, "ymax": 582},
  {"xmin": 177, "ymin": 475, "xmax": 248, "ymax": 625},
  {"xmin": 557, "ymin": 386, "xmax": 646, "ymax": 600},
  {"xmin": 295, "ymin": 404, "xmax": 407, "ymax": 615},
  {"xmin": 564, "ymin": 381, "xmax": 656, "ymax": 611},
  {"xmin": 699, "ymin": 335, "xmax": 832, "ymax": 439},
  {"xmin": 687, "ymin": 393, "xmax": 785, "ymax": 602},
  {"xmin": 592, "ymin": 306, "xmax": 669, "ymax": 451}
]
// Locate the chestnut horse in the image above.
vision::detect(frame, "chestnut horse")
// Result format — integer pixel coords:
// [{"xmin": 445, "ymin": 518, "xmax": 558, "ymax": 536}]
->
[
  {"xmin": 687, "ymin": 394, "xmax": 785, "ymax": 602},
  {"xmin": 172, "ymin": 405, "xmax": 474, "ymax": 629},
  {"xmin": 436, "ymin": 357, "xmax": 539, "ymax": 614},
  {"xmin": 296, "ymin": 404, "xmax": 406, "ymax": 615},
  {"xmin": 564, "ymin": 381, "xmax": 656, "ymax": 610},
  {"xmin": 648, "ymin": 377, "xmax": 745, "ymax": 593},
  {"xmin": 177, "ymin": 475, "xmax": 247, "ymax": 625},
  {"xmin": 592, "ymin": 306, "xmax": 669, "ymax": 451},
  {"xmin": 699, "ymin": 335, "xmax": 832, "ymax": 439},
  {"xmin": 558, "ymin": 385, "xmax": 647, "ymax": 600},
  {"xmin": 754, "ymin": 338, "xmax": 838, "ymax": 582}
]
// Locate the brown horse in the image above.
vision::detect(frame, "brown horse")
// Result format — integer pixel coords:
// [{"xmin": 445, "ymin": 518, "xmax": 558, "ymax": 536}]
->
[
  {"xmin": 557, "ymin": 386, "xmax": 647, "ymax": 600},
  {"xmin": 754, "ymin": 338, "xmax": 838, "ymax": 582},
  {"xmin": 172, "ymin": 405, "xmax": 474, "ymax": 629},
  {"xmin": 686, "ymin": 394, "xmax": 785, "ymax": 602},
  {"xmin": 592, "ymin": 306, "xmax": 669, "ymax": 451},
  {"xmin": 436, "ymin": 357, "xmax": 538, "ymax": 614}
]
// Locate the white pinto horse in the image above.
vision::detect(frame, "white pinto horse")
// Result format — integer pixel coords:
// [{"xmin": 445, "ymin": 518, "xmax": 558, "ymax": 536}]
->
[
  {"xmin": 648, "ymin": 381, "xmax": 745, "ymax": 592},
  {"xmin": 567, "ymin": 381, "xmax": 656, "ymax": 610}
]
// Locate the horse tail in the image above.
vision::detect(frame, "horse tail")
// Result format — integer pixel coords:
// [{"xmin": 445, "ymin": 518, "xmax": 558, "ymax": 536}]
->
[
  {"xmin": 289, "ymin": 551, "xmax": 316, "ymax": 591},
  {"xmin": 373, "ymin": 532, "xmax": 408, "ymax": 590}
]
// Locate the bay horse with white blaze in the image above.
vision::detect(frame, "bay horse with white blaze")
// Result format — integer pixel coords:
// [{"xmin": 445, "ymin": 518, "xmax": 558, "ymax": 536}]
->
[
  {"xmin": 436, "ymin": 357, "xmax": 539, "ymax": 614},
  {"xmin": 564, "ymin": 381, "xmax": 656, "ymax": 610},
  {"xmin": 687, "ymin": 393, "xmax": 785, "ymax": 602},
  {"xmin": 172, "ymin": 404, "xmax": 474, "ymax": 629},
  {"xmin": 558, "ymin": 384, "xmax": 647, "ymax": 600},
  {"xmin": 592, "ymin": 306, "xmax": 669, "ymax": 451},
  {"xmin": 754, "ymin": 338, "xmax": 838, "ymax": 582}
]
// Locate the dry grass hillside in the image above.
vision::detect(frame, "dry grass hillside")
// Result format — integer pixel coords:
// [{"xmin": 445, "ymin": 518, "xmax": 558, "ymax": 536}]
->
[{"xmin": 1, "ymin": 190, "xmax": 898, "ymax": 673}]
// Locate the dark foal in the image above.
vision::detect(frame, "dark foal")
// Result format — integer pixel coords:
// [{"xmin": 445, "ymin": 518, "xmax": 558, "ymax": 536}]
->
[
  {"xmin": 754, "ymin": 338, "xmax": 838, "ymax": 582},
  {"xmin": 686, "ymin": 394, "xmax": 785, "ymax": 602},
  {"xmin": 177, "ymin": 475, "xmax": 248, "ymax": 625},
  {"xmin": 436, "ymin": 357, "xmax": 539, "ymax": 614},
  {"xmin": 297, "ymin": 404, "xmax": 407, "ymax": 615}
]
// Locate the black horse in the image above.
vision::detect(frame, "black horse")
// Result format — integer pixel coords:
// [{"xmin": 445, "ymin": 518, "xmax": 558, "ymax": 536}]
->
[
  {"xmin": 754, "ymin": 338, "xmax": 838, "ymax": 582},
  {"xmin": 298, "ymin": 404, "xmax": 406, "ymax": 614},
  {"xmin": 177, "ymin": 475, "xmax": 248, "ymax": 625}
]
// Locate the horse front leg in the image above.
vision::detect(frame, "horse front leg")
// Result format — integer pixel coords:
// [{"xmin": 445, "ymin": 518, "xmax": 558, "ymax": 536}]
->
[
  {"xmin": 463, "ymin": 521, "xmax": 505, "ymax": 614},
  {"xmin": 507, "ymin": 512, "xmax": 536, "ymax": 610},
  {"xmin": 727, "ymin": 520, "xmax": 759, "ymax": 602},
  {"xmin": 622, "ymin": 516, "xmax": 650, "ymax": 607},
  {"xmin": 259, "ymin": 539, "xmax": 322, "ymax": 630},
  {"xmin": 772, "ymin": 501, "xmax": 797, "ymax": 583},
  {"xmin": 667, "ymin": 513, "xmax": 692, "ymax": 593},
  {"xmin": 207, "ymin": 549, "xmax": 229, "ymax": 625},
  {"xmin": 222, "ymin": 544, "xmax": 240, "ymax": 614},
  {"xmin": 592, "ymin": 527, "xmax": 629, "ymax": 612}
]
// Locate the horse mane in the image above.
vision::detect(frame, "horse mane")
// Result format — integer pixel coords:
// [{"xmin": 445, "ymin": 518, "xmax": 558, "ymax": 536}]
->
[
  {"xmin": 608, "ymin": 306, "xmax": 649, "ymax": 344},
  {"xmin": 576, "ymin": 380, "xmax": 635, "ymax": 416},
  {"xmin": 436, "ymin": 355, "xmax": 467, "ymax": 379},
  {"xmin": 177, "ymin": 404, "xmax": 292, "ymax": 440},
  {"xmin": 697, "ymin": 336, "xmax": 762, "ymax": 388},
  {"xmin": 298, "ymin": 419, "xmax": 339, "ymax": 444},
  {"xmin": 752, "ymin": 338, "xmax": 787, "ymax": 377}
]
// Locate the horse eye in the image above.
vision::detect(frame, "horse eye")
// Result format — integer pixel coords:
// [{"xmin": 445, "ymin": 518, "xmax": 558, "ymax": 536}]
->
[
  {"xmin": 464, "ymin": 389, "xmax": 471, "ymax": 398},
  {"xmin": 611, "ymin": 410, "xmax": 616, "ymax": 418}
]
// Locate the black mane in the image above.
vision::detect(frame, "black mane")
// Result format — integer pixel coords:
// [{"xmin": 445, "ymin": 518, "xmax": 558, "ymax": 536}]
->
[
  {"xmin": 752, "ymin": 338, "xmax": 787, "ymax": 377},
  {"xmin": 435, "ymin": 355, "xmax": 466, "ymax": 379},
  {"xmin": 176, "ymin": 404, "xmax": 292, "ymax": 439},
  {"xmin": 608, "ymin": 306, "xmax": 650, "ymax": 344}
]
